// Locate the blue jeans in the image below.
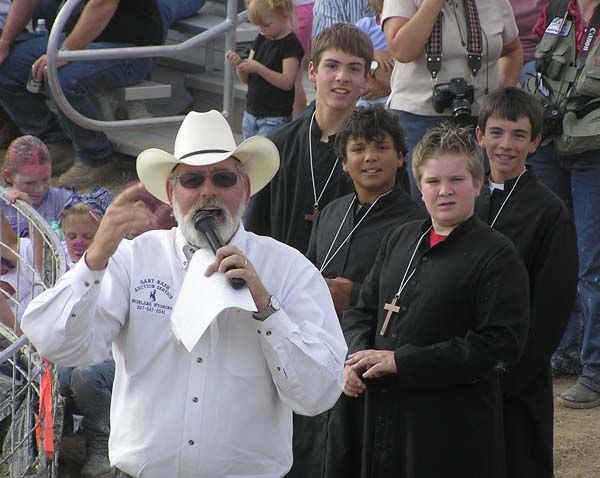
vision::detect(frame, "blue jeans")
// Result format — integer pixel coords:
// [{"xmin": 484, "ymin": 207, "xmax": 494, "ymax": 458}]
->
[
  {"xmin": 59, "ymin": 359, "xmax": 115, "ymax": 438},
  {"xmin": 530, "ymin": 144, "xmax": 600, "ymax": 393},
  {"xmin": 390, "ymin": 111, "xmax": 478, "ymax": 206},
  {"xmin": 0, "ymin": 34, "xmax": 155, "ymax": 166},
  {"xmin": 242, "ymin": 111, "xmax": 291, "ymax": 139},
  {"xmin": 519, "ymin": 60, "xmax": 537, "ymax": 86},
  {"xmin": 157, "ymin": 0, "xmax": 206, "ymax": 41}
]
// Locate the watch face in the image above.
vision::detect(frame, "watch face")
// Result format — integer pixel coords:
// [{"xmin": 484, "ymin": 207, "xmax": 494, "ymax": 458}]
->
[
  {"xmin": 270, "ymin": 296, "xmax": 281, "ymax": 311},
  {"xmin": 370, "ymin": 60, "xmax": 379, "ymax": 73}
]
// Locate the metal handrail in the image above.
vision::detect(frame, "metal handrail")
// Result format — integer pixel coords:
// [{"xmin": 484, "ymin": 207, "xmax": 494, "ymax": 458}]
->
[
  {"xmin": 0, "ymin": 335, "xmax": 28, "ymax": 365},
  {"xmin": 46, "ymin": 0, "xmax": 243, "ymax": 131}
]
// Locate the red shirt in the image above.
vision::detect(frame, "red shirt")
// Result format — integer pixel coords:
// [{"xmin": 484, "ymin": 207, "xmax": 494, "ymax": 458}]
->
[
  {"xmin": 533, "ymin": 0, "xmax": 600, "ymax": 55},
  {"xmin": 429, "ymin": 230, "xmax": 448, "ymax": 248}
]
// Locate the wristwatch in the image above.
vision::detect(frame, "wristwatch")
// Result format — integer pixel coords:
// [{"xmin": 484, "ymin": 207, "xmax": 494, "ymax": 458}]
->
[
  {"xmin": 253, "ymin": 295, "xmax": 281, "ymax": 321},
  {"xmin": 370, "ymin": 59, "xmax": 380, "ymax": 74}
]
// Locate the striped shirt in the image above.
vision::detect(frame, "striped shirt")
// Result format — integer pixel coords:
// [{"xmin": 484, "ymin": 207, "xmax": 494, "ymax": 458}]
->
[{"xmin": 312, "ymin": 0, "xmax": 373, "ymax": 39}]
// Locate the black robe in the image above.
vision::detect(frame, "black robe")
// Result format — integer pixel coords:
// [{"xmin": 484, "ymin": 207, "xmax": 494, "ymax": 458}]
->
[
  {"xmin": 343, "ymin": 216, "xmax": 530, "ymax": 478},
  {"xmin": 245, "ymin": 103, "xmax": 354, "ymax": 253},
  {"xmin": 286, "ymin": 187, "xmax": 425, "ymax": 478},
  {"xmin": 476, "ymin": 168, "xmax": 578, "ymax": 478}
]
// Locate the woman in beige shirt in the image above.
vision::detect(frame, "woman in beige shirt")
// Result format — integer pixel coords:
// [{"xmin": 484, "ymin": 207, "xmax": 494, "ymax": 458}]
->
[{"xmin": 382, "ymin": 0, "xmax": 523, "ymax": 202}]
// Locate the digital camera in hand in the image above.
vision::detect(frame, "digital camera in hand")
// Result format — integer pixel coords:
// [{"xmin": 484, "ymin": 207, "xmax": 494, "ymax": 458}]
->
[{"xmin": 432, "ymin": 77, "xmax": 475, "ymax": 125}]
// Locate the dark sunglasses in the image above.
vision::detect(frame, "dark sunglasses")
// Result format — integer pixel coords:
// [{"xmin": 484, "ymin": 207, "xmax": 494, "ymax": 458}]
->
[{"xmin": 174, "ymin": 170, "xmax": 241, "ymax": 189}]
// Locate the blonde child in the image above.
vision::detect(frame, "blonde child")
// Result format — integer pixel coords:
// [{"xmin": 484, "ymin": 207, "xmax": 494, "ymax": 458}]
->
[
  {"xmin": 1, "ymin": 135, "xmax": 72, "ymax": 237},
  {"xmin": 226, "ymin": 0, "xmax": 304, "ymax": 139},
  {"xmin": 57, "ymin": 188, "xmax": 113, "ymax": 269},
  {"xmin": 54, "ymin": 187, "xmax": 116, "ymax": 477}
]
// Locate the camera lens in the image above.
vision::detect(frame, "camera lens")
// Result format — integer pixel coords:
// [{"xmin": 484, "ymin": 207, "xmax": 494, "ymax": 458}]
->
[{"xmin": 452, "ymin": 99, "xmax": 472, "ymax": 124}]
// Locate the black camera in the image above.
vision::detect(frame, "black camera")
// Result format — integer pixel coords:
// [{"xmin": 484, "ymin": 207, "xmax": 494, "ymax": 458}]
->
[
  {"xmin": 541, "ymin": 100, "xmax": 563, "ymax": 138},
  {"xmin": 432, "ymin": 78, "xmax": 475, "ymax": 124}
]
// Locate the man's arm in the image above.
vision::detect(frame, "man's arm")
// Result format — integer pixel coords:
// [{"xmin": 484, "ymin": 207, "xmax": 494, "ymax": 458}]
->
[
  {"xmin": 499, "ymin": 38, "xmax": 523, "ymax": 87},
  {"xmin": 206, "ymin": 244, "xmax": 347, "ymax": 416},
  {"xmin": 384, "ymin": 0, "xmax": 444, "ymax": 63},
  {"xmin": 361, "ymin": 49, "xmax": 393, "ymax": 100},
  {"xmin": 0, "ymin": 0, "xmax": 39, "ymax": 64},
  {"xmin": 33, "ymin": 0, "xmax": 121, "ymax": 80},
  {"xmin": 62, "ymin": 0, "xmax": 119, "ymax": 50},
  {"xmin": 21, "ymin": 183, "xmax": 157, "ymax": 366}
]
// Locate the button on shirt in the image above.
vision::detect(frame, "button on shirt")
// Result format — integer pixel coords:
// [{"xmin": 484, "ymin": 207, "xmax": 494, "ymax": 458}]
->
[{"xmin": 22, "ymin": 225, "xmax": 347, "ymax": 478}]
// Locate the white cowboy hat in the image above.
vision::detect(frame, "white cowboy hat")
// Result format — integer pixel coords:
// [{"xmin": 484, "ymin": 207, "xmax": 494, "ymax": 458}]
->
[{"xmin": 137, "ymin": 110, "xmax": 280, "ymax": 203}]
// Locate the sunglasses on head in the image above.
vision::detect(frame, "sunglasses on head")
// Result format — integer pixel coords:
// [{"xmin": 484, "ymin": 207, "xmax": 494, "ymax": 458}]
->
[{"xmin": 173, "ymin": 170, "xmax": 241, "ymax": 189}]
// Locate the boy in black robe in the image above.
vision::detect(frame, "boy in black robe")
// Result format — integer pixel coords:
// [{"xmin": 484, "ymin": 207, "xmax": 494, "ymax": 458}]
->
[
  {"xmin": 303, "ymin": 106, "xmax": 425, "ymax": 478},
  {"xmin": 475, "ymin": 87, "xmax": 578, "ymax": 478},
  {"xmin": 344, "ymin": 124, "xmax": 530, "ymax": 478},
  {"xmin": 245, "ymin": 23, "xmax": 373, "ymax": 253}
]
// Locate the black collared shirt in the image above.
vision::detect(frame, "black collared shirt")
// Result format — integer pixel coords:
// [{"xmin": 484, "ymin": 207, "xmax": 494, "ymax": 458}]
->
[{"xmin": 245, "ymin": 103, "xmax": 354, "ymax": 252}]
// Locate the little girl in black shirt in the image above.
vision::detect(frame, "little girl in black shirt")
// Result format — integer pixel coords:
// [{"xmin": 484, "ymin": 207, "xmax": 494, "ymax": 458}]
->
[{"xmin": 226, "ymin": 0, "xmax": 304, "ymax": 139}]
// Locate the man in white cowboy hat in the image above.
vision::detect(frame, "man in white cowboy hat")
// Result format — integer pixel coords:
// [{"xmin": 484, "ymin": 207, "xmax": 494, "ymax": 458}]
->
[{"xmin": 21, "ymin": 110, "xmax": 347, "ymax": 478}]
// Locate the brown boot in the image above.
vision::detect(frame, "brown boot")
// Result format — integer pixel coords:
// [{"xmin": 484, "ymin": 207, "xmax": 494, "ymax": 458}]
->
[
  {"xmin": 81, "ymin": 433, "xmax": 115, "ymax": 478},
  {"xmin": 58, "ymin": 161, "xmax": 120, "ymax": 191},
  {"xmin": 47, "ymin": 142, "xmax": 75, "ymax": 176}
]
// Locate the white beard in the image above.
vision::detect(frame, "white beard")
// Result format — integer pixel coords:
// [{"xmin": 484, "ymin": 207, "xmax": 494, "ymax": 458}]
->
[{"xmin": 172, "ymin": 196, "xmax": 246, "ymax": 249}]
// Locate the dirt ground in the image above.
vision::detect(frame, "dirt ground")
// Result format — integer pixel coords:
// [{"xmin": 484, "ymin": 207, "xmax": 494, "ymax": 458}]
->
[
  {"xmin": 553, "ymin": 376, "xmax": 600, "ymax": 478},
  {"xmin": 57, "ymin": 375, "xmax": 600, "ymax": 478}
]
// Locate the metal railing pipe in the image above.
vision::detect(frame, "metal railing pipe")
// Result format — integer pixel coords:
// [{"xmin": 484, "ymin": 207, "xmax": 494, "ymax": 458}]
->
[{"xmin": 46, "ymin": 0, "xmax": 248, "ymax": 130}]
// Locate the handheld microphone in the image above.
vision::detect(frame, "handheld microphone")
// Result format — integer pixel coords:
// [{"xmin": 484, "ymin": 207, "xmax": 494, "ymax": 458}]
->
[{"xmin": 193, "ymin": 211, "xmax": 246, "ymax": 290}]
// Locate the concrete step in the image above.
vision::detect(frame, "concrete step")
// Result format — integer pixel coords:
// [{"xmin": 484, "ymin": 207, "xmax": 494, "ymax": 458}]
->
[
  {"xmin": 106, "ymin": 123, "xmax": 244, "ymax": 157},
  {"xmin": 172, "ymin": 13, "xmax": 257, "ymax": 44},
  {"xmin": 117, "ymin": 81, "xmax": 172, "ymax": 101},
  {"xmin": 184, "ymin": 68, "xmax": 317, "ymax": 102},
  {"xmin": 162, "ymin": 0, "xmax": 256, "ymax": 71},
  {"xmin": 106, "ymin": 124, "xmax": 180, "ymax": 157}
]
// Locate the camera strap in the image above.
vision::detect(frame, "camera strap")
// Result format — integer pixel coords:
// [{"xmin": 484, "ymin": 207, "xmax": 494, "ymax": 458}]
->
[
  {"xmin": 576, "ymin": 7, "xmax": 600, "ymax": 69},
  {"xmin": 426, "ymin": 0, "xmax": 483, "ymax": 80}
]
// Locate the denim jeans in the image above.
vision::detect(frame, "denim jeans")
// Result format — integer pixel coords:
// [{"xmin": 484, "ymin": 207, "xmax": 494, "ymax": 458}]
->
[
  {"xmin": 529, "ymin": 144, "xmax": 600, "ymax": 393},
  {"xmin": 157, "ymin": 0, "xmax": 206, "ymax": 41},
  {"xmin": 519, "ymin": 60, "xmax": 537, "ymax": 87},
  {"xmin": 0, "ymin": 34, "xmax": 154, "ymax": 166},
  {"xmin": 242, "ymin": 111, "xmax": 291, "ymax": 139},
  {"xmin": 390, "ymin": 110, "xmax": 478, "ymax": 206},
  {"xmin": 59, "ymin": 359, "xmax": 115, "ymax": 437}
]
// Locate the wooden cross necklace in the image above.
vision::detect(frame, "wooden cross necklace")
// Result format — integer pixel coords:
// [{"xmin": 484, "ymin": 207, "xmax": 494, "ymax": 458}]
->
[
  {"xmin": 305, "ymin": 111, "xmax": 339, "ymax": 222},
  {"xmin": 380, "ymin": 225, "xmax": 432, "ymax": 336}
]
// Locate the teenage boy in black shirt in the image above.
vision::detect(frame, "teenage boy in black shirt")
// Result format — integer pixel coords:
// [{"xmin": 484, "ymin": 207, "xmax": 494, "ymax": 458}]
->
[
  {"xmin": 476, "ymin": 87, "xmax": 578, "ymax": 478},
  {"xmin": 245, "ymin": 23, "xmax": 373, "ymax": 254},
  {"xmin": 344, "ymin": 123, "xmax": 530, "ymax": 478}
]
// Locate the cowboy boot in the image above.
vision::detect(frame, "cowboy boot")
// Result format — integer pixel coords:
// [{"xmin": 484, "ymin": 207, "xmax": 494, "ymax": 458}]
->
[{"xmin": 81, "ymin": 430, "xmax": 115, "ymax": 478}]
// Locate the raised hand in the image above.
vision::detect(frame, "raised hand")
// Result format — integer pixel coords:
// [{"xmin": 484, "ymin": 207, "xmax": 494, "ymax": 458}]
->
[{"xmin": 84, "ymin": 183, "xmax": 156, "ymax": 270}]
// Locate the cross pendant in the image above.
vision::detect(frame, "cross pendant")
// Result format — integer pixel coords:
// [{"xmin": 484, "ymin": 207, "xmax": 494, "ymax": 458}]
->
[
  {"xmin": 380, "ymin": 297, "xmax": 400, "ymax": 336},
  {"xmin": 304, "ymin": 206, "xmax": 319, "ymax": 222}
]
